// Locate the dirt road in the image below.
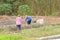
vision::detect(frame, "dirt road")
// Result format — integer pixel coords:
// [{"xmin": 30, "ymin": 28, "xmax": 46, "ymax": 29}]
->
[{"xmin": 0, "ymin": 16, "xmax": 60, "ymax": 25}]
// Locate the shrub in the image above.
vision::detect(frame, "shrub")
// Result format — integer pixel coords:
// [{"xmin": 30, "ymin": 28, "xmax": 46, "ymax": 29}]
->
[
  {"xmin": 18, "ymin": 5, "xmax": 31, "ymax": 15},
  {"xmin": 0, "ymin": 4, "xmax": 12, "ymax": 15}
]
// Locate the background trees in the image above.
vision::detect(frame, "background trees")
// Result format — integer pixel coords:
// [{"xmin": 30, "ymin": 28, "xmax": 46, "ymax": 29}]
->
[
  {"xmin": 0, "ymin": 0, "xmax": 59, "ymax": 16},
  {"xmin": 0, "ymin": 4, "xmax": 12, "ymax": 15},
  {"xmin": 18, "ymin": 5, "xmax": 31, "ymax": 16}
]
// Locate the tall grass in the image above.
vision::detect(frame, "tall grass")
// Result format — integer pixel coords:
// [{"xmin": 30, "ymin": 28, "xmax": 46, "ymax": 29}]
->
[{"xmin": 0, "ymin": 24, "xmax": 60, "ymax": 40}]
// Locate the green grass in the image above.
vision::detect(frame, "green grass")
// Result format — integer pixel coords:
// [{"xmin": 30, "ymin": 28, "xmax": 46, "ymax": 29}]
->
[
  {"xmin": 0, "ymin": 25, "xmax": 60, "ymax": 40},
  {"xmin": 0, "ymin": 34, "xmax": 35, "ymax": 40},
  {"xmin": 20, "ymin": 25, "xmax": 60, "ymax": 37},
  {"xmin": 0, "ymin": 34, "xmax": 20, "ymax": 40}
]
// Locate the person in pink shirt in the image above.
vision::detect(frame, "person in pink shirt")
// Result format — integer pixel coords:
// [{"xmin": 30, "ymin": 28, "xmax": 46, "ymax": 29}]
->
[{"xmin": 16, "ymin": 15, "xmax": 22, "ymax": 30}]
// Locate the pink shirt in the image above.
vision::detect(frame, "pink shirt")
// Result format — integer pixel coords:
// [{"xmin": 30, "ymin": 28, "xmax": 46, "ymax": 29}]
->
[{"xmin": 16, "ymin": 17, "xmax": 22, "ymax": 25}]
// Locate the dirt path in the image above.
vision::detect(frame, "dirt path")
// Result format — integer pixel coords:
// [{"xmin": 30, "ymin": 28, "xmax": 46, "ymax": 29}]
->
[{"xmin": 0, "ymin": 16, "xmax": 60, "ymax": 25}]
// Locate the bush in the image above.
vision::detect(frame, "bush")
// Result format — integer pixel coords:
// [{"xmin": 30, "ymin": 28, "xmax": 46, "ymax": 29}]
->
[
  {"xmin": 18, "ymin": 5, "xmax": 31, "ymax": 15},
  {"xmin": 0, "ymin": 4, "xmax": 12, "ymax": 15}
]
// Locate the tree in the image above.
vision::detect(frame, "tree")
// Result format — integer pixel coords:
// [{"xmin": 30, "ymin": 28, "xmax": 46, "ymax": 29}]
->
[
  {"xmin": 18, "ymin": 5, "xmax": 31, "ymax": 15},
  {"xmin": 0, "ymin": 4, "xmax": 12, "ymax": 15},
  {"xmin": 0, "ymin": 0, "xmax": 58, "ymax": 16}
]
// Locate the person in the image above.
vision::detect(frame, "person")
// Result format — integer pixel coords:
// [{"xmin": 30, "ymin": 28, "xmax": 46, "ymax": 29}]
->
[
  {"xmin": 16, "ymin": 15, "xmax": 22, "ymax": 30},
  {"xmin": 25, "ymin": 15, "xmax": 32, "ymax": 25}
]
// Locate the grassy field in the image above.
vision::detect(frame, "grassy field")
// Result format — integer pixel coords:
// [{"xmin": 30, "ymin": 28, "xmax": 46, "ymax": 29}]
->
[
  {"xmin": 0, "ymin": 24, "xmax": 60, "ymax": 40},
  {"xmin": 0, "ymin": 34, "xmax": 35, "ymax": 40}
]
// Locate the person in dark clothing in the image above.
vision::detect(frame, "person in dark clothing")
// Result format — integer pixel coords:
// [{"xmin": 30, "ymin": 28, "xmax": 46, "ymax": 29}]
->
[{"xmin": 25, "ymin": 15, "xmax": 32, "ymax": 24}]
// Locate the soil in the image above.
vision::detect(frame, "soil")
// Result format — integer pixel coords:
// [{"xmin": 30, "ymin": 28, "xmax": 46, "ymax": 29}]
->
[{"xmin": 0, "ymin": 16, "xmax": 60, "ymax": 25}]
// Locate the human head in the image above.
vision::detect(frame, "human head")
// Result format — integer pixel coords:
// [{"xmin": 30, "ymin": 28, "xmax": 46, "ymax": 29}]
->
[{"xmin": 18, "ymin": 15, "xmax": 20, "ymax": 17}]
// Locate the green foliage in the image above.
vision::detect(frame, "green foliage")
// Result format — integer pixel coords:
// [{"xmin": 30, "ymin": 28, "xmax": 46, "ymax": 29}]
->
[
  {"xmin": 0, "ymin": 34, "xmax": 35, "ymax": 40},
  {"xmin": 0, "ymin": 25, "xmax": 60, "ymax": 39},
  {"xmin": 0, "ymin": 0, "xmax": 59, "ymax": 16},
  {"xmin": 0, "ymin": 34, "xmax": 20, "ymax": 40},
  {"xmin": 18, "ymin": 5, "xmax": 31, "ymax": 15},
  {"xmin": 51, "ymin": 12, "xmax": 57, "ymax": 16},
  {"xmin": 0, "ymin": 4, "xmax": 12, "ymax": 15},
  {"xmin": 6, "ymin": 0, "xmax": 14, "ymax": 2}
]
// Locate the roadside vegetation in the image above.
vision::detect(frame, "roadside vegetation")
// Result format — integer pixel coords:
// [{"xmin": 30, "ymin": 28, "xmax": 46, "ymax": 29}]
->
[{"xmin": 0, "ymin": 24, "xmax": 60, "ymax": 40}]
